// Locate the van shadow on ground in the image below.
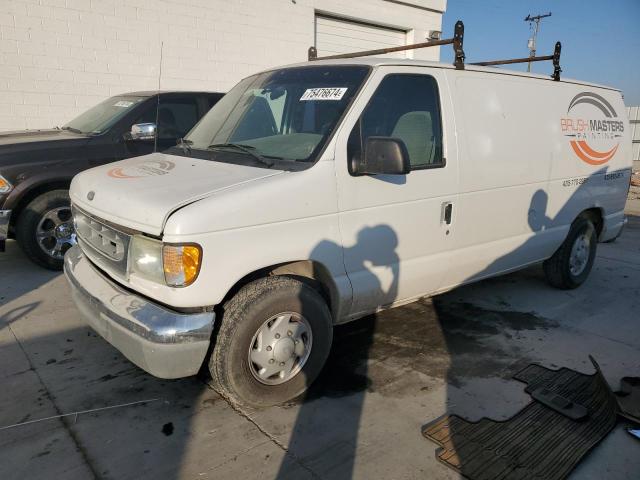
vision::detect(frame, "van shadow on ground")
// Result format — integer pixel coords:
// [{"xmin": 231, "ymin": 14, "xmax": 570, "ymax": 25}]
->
[{"xmin": 275, "ymin": 167, "xmax": 634, "ymax": 478}]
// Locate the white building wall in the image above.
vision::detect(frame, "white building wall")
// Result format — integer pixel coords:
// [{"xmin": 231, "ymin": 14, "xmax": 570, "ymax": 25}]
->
[{"xmin": 0, "ymin": 0, "xmax": 446, "ymax": 130}]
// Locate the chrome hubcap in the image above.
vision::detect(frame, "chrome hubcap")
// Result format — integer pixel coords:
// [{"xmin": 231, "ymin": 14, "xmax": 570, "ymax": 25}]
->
[
  {"xmin": 248, "ymin": 312, "xmax": 312, "ymax": 386},
  {"xmin": 36, "ymin": 206, "xmax": 76, "ymax": 260},
  {"xmin": 569, "ymin": 232, "xmax": 590, "ymax": 276}
]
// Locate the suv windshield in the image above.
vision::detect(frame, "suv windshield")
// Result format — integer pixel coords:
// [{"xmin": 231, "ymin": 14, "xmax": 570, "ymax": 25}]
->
[
  {"xmin": 63, "ymin": 95, "xmax": 147, "ymax": 135},
  {"xmin": 184, "ymin": 66, "xmax": 370, "ymax": 165}
]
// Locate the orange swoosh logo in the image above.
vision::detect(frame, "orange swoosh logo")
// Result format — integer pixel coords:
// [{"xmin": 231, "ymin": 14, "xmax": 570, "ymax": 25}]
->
[{"xmin": 570, "ymin": 140, "xmax": 618, "ymax": 165}]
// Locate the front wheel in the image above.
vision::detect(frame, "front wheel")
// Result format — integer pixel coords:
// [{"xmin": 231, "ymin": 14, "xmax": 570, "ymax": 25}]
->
[
  {"xmin": 209, "ymin": 276, "xmax": 333, "ymax": 407},
  {"xmin": 16, "ymin": 190, "xmax": 76, "ymax": 270},
  {"xmin": 543, "ymin": 216, "xmax": 597, "ymax": 289}
]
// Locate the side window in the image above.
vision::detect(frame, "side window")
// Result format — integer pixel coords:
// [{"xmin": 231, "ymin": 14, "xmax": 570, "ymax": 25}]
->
[
  {"xmin": 206, "ymin": 94, "xmax": 223, "ymax": 111},
  {"xmin": 132, "ymin": 103, "xmax": 156, "ymax": 126},
  {"xmin": 157, "ymin": 98, "xmax": 199, "ymax": 140},
  {"xmin": 351, "ymin": 74, "xmax": 444, "ymax": 170}
]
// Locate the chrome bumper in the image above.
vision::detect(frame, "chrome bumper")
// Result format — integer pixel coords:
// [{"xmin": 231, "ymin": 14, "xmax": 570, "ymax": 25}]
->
[
  {"xmin": 64, "ymin": 245, "xmax": 215, "ymax": 379},
  {"xmin": 0, "ymin": 210, "xmax": 10, "ymax": 251}
]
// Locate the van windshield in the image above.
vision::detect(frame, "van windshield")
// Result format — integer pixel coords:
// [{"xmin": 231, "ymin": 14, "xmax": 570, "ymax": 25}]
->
[{"xmin": 184, "ymin": 66, "xmax": 370, "ymax": 165}]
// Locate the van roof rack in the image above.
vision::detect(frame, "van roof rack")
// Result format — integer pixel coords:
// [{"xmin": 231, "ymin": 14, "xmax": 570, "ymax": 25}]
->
[
  {"xmin": 307, "ymin": 20, "xmax": 562, "ymax": 81},
  {"xmin": 471, "ymin": 41, "xmax": 562, "ymax": 81},
  {"xmin": 308, "ymin": 20, "xmax": 466, "ymax": 70}
]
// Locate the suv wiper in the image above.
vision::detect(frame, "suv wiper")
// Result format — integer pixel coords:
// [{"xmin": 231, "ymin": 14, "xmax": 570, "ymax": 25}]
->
[
  {"xmin": 177, "ymin": 138, "xmax": 192, "ymax": 155},
  {"xmin": 207, "ymin": 143, "xmax": 274, "ymax": 167},
  {"xmin": 60, "ymin": 126, "xmax": 83, "ymax": 134}
]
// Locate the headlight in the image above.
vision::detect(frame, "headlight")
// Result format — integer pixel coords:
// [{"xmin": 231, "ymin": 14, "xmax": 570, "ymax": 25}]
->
[
  {"xmin": 129, "ymin": 235, "xmax": 164, "ymax": 284},
  {"xmin": 0, "ymin": 174, "xmax": 13, "ymax": 194},
  {"xmin": 129, "ymin": 235, "xmax": 202, "ymax": 287}
]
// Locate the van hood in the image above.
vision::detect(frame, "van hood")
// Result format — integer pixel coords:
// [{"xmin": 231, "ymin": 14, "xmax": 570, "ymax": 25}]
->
[{"xmin": 70, "ymin": 152, "xmax": 283, "ymax": 235}]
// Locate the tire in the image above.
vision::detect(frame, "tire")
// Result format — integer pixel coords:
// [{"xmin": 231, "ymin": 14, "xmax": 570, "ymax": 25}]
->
[
  {"xmin": 543, "ymin": 216, "xmax": 597, "ymax": 289},
  {"xmin": 209, "ymin": 276, "xmax": 333, "ymax": 407},
  {"xmin": 16, "ymin": 190, "xmax": 75, "ymax": 271}
]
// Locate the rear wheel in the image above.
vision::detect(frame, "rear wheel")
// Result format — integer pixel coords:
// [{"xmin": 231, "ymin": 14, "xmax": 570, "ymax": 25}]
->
[
  {"xmin": 209, "ymin": 276, "xmax": 333, "ymax": 407},
  {"xmin": 543, "ymin": 216, "xmax": 597, "ymax": 289},
  {"xmin": 16, "ymin": 190, "xmax": 76, "ymax": 270}
]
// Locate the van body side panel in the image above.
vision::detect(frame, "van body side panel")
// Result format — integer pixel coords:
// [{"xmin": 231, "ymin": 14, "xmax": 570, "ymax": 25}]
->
[
  {"xmin": 546, "ymin": 88, "xmax": 631, "ymax": 242},
  {"xmin": 444, "ymin": 72, "xmax": 555, "ymax": 286},
  {"xmin": 442, "ymin": 71, "xmax": 631, "ymax": 288}
]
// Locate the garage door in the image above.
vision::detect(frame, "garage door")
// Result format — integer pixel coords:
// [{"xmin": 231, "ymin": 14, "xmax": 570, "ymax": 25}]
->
[{"xmin": 315, "ymin": 15, "xmax": 408, "ymax": 58}]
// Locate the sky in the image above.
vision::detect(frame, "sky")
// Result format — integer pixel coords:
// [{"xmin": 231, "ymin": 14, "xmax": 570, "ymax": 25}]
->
[{"xmin": 441, "ymin": 0, "xmax": 640, "ymax": 105}]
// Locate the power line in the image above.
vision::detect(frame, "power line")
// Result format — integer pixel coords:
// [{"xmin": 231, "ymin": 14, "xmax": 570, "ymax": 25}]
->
[{"xmin": 525, "ymin": 12, "xmax": 552, "ymax": 72}]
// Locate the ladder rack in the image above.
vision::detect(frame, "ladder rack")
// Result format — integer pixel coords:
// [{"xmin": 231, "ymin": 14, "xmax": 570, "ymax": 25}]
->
[
  {"xmin": 471, "ymin": 42, "xmax": 562, "ymax": 81},
  {"xmin": 307, "ymin": 21, "xmax": 562, "ymax": 81},
  {"xmin": 308, "ymin": 20, "xmax": 466, "ymax": 70}
]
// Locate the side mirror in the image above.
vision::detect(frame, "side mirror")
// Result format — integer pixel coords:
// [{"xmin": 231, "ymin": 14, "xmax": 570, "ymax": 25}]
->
[
  {"xmin": 126, "ymin": 123, "xmax": 156, "ymax": 141},
  {"xmin": 351, "ymin": 137, "xmax": 411, "ymax": 176}
]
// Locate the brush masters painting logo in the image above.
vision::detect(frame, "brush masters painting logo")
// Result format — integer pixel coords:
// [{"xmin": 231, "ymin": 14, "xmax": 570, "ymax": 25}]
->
[
  {"xmin": 561, "ymin": 92, "xmax": 623, "ymax": 165},
  {"xmin": 108, "ymin": 159, "xmax": 175, "ymax": 179}
]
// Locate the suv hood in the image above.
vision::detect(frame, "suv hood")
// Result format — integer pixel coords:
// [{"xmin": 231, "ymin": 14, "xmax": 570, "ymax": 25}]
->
[
  {"xmin": 0, "ymin": 128, "xmax": 88, "ymax": 146},
  {"xmin": 70, "ymin": 152, "xmax": 283, "ymax": 236}
]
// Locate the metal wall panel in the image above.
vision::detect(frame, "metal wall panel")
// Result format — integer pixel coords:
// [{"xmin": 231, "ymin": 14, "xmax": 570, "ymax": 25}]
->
[
  {"xmin": 315, "ymin": 15, "xmax": 408, "ymax": 58},
  {"xmin": 627, "ymin": 106, "xmax": 640, "ymax": 163}
]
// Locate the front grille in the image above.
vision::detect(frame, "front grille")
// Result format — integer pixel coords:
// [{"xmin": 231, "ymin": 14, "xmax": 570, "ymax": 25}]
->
[{"xmin": 73, "ymin": 206, "xmax": 131, "ymax": 276}]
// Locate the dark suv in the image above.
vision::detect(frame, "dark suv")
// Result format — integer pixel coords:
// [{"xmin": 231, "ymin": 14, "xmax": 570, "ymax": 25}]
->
[{"xmin": 0, "ymin": 90, "xmax": 223, "ymax": 269}]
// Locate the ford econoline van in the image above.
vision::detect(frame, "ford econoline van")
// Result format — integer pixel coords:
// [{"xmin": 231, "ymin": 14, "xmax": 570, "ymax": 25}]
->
[{"xmin": 64, "ymin": 56, "xmax": 632, "ymax": 406}]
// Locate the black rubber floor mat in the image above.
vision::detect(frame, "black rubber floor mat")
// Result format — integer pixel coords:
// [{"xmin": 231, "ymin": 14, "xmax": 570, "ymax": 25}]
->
[
  {"xmin": 422, "ymin": 358, "xmax": 618, "ymax": 480},
  {"xmin": 615, "ymin": 377, "xmax": 640, "ymax": 423}
]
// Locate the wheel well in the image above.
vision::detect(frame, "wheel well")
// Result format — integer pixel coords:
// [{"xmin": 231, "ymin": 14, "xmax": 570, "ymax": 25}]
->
[
  {"xmin": 219, "ymin": 260, "xmax": 340, "ymax": 322},
  {"xmin": 579, "ymin": 207, "xmax": 604, "ymax": 237},
  {"xmin": 9, "ymin": 181, "xmax": 71, "ymax": 230}
]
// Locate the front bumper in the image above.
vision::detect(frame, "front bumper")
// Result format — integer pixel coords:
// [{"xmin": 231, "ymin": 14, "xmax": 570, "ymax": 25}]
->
[
  {"xmin": 64, "ymin": 245, "xmax": 215, "ymax": 378},
  {"xmin": 0, "ymin": 209, "xmax": 10, "ymax": 252}
]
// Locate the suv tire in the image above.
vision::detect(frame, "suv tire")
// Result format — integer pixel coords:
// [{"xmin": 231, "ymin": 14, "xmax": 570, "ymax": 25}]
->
[{"xmin": 16, "ymin": 190, "xmax": 75, "ymax": 271}]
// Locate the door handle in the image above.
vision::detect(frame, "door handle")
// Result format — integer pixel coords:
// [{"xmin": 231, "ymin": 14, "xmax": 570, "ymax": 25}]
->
[{"xmin": 442, "ymin": 202, "xmax": 453, "ymax": 225}]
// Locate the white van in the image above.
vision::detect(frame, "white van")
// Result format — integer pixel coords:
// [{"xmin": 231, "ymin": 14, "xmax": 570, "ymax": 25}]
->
[{"xmin": 64, "ymin": 55, "xmax": 632, "ymax": 406}]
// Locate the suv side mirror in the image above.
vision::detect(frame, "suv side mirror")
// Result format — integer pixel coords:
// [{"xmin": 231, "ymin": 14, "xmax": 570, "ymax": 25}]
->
[
  {"xmin": 351, "ymin": 137, "xmax": 411, "ymax": 176},
  {"xmin": 126, "ymin": 123, "xmax": 156, "ymax": 141}
]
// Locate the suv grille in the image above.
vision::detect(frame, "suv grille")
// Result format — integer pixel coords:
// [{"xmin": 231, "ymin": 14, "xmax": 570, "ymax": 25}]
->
[{"xmin": 73, "ymin": 206, "xmax": 131, "ymax": 276}]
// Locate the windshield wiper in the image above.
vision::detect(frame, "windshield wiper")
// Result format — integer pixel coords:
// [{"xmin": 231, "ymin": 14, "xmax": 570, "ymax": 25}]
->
[
  {"xmin": 177, "ymin": 138, "xmax": 192, "ymax": 155},
  {"xmin": 60, "ymin": 126, "xmax": 83, "ymax": 134},
  {"xmin": 207, "ymin": 143, "xmax": 274, "ymax": 167}
]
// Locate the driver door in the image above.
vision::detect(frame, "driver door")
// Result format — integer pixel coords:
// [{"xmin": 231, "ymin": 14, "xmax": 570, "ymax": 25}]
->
[{"xmin": 333, "ymin": 67, "xmax": 459, "ymax": 318}]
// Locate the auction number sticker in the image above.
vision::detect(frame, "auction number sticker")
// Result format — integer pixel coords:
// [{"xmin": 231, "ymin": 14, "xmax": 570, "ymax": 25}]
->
[
  {"xmin": 113, "ymin": 100, "xmax": 134, "ymax": 108},
  {"xmin": 300, "ymin": 87, "xmax": 348, "ymax": 101}
]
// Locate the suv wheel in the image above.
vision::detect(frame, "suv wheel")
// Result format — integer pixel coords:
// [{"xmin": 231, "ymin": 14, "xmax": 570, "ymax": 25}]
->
[
  {"xmin": 16, "ymin": 190, "xmax": 76, "ymax": 270},
  {"xmin": 209, "ymin": 276, "xmax": 333, "ymax": 407},
  {"xmin": 543, "ymin": 216, "xmax": 597, "ymax": 289}
]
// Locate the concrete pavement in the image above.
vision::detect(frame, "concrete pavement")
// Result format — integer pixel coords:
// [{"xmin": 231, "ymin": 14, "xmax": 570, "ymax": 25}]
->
[{"xmin": 1, "ymin": 203, "xmax": 639, "ymax": 479}]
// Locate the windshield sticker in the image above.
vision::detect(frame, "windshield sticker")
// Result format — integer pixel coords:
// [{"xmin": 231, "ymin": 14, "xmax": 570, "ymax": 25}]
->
[
  {"xmin": 300, "ymin": 87, "xmax": 348, "ymax": 101},
  {"xmin": 113, "ymin": 100, "xmax": 134, "ymax": 108}
]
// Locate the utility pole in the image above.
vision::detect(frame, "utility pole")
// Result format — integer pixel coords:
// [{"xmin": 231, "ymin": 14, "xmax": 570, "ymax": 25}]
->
[{"xmin": 525, "ymin": 12, "xmax": 552, "ymax": 72}]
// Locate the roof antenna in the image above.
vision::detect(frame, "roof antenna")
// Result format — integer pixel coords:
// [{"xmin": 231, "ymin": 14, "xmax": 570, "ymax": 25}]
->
[{"xmin": 154, "ymin": 40, "xmax": 163, "ymax": 153}]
